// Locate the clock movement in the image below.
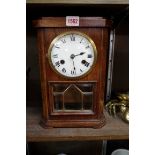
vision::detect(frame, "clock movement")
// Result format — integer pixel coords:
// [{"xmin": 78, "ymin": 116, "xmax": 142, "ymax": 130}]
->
[{"xmin": 33, "ymin": 17, "xmax": 112, "ymax": 128}]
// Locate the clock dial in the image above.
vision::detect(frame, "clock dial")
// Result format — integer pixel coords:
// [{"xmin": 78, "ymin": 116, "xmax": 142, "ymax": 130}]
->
[{"xmin": 48, "ymin": 31, "xmax": 97, "ymax": 78}]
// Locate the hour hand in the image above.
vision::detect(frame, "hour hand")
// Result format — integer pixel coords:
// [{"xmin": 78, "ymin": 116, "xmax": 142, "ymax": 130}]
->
[
  {"xmin": 75, "ymin": 52, "xmax": 85, "ymax": 57},
  {"xmin": 79, "ymin": 52, "xmax": 85, "ymax": 55},
  {"xmin": 70, "ymin": 52, "xmax": 85, "ymax": 59}
]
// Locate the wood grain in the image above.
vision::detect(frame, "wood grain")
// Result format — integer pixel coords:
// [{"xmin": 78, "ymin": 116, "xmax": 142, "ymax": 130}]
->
[{"xmin": 27, "ymin": 107, "xmax": 129, "ymax": 142}]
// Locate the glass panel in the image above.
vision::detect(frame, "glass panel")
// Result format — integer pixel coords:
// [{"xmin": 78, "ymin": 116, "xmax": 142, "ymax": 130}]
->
[
  {"xmin": 83, "ymin": 94, "xmax": 93, "ymax": 110},
  {"xmin": 49, "ymin": 82, "xmax": 95, "ymax": 112},
  {"xmin": 64, "ymin": 84, "xmax": 82, "ymax": 110},
  {"xmin": 76, "ymin": 83, "xmax": 93, "ymax": 92},
  {"xmin": 53, "ymin": 84, "xmax": 69, "ymax": 92},
  {"xmin": 53, "ymin": 94, "xmax": 63, "ymax": 110},
  {"xmin": 64, "ymin": 102, "xmax": 82, "ymax": 110}
]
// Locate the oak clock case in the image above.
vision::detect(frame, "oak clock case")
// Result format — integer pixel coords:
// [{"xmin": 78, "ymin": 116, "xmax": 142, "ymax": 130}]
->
[{"xmin": 33, "ymin": 17, "xmax": 112, "ymax": 128}]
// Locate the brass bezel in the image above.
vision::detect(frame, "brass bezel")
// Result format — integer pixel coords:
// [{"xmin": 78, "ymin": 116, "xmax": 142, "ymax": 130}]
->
[{"xmin": 47, "ymin": 31, "xmax": 97, "ymax": 79}]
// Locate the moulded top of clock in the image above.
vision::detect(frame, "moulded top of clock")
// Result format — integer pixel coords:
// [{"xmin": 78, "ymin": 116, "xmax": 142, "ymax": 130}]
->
[{"xmin": 33, "ymin": 17, "xmax": 113, "ymax": 28}]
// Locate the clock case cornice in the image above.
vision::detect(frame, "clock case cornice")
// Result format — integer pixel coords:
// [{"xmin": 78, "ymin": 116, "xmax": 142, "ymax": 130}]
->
[{"xmin": 33, "ymin": 17, "xmax": 113, "ymax": 28}]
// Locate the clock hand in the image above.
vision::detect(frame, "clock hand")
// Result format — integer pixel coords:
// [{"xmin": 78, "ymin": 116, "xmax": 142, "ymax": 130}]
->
[
  {"xmin": 73, "ymin": 60, "xmax": 76, "ymax": 70},
  {"xmin": 70, "ymin": 52, "xmax": 85, "ymax": 60},
  {"xmin": 70, "ymin": 54, "xmax": 76, "ymax": 74},
  {"xmin": 74, "ymin": 52, "xmax": 85, "ymax": 57},
  {"xmin": 71, "ymin": 59, "xmax": 76, "ymax": 74}
]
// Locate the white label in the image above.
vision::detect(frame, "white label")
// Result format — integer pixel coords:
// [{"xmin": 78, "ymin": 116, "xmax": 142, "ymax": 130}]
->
[{"xmin": 66, "ymin": 16, "xmax": 79, "ymax": 26}]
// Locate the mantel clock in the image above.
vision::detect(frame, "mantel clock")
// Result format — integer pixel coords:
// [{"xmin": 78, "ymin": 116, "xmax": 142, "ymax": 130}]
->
[{"xmin": 33, "ymin": 17, "xmax": 112, "ymax": 128}]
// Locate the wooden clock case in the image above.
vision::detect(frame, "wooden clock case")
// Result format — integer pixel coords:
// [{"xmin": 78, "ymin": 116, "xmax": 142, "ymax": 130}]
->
[{"xmin": 33, "ymin": 17, "xmax": 112, "ymax": 128}]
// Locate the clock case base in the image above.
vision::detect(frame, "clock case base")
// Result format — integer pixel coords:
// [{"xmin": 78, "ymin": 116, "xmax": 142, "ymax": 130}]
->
[
  {"xmin": 40, "ymin": 114, "xmax": 106, "ymax": 129},
  {"xmin": 33, "ymin": 17, "xmax": 112, "ymax": 129}
]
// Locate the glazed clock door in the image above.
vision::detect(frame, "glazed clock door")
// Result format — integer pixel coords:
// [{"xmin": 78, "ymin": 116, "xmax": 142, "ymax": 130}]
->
[{"xmin": 48, "ymin": 81, "xmax": 96, "ymax": 113}]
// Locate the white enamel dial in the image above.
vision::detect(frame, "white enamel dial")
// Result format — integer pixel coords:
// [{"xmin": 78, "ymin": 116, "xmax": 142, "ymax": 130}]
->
[{"xmin": 48, "ymin": 31, "xmax": 97, "ymax": 78}]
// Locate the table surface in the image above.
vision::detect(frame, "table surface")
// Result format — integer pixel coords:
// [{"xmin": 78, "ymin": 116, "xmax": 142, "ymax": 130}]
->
[{"xmin": 27, "ymin": 107, "xmax": 129, "ymax": 142}]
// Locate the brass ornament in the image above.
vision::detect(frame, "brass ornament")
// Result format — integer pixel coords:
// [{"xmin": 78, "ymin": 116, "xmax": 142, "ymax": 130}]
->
[{"xmin": 106, "ymin": 92, "xmax": 129, "ymax": 123}]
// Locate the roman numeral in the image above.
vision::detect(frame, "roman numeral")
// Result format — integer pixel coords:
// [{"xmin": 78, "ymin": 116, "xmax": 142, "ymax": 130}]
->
[
  {"xmin": 85, "ymin": 45, "xmax": 90, "ymax": 49},
  {"xmin": 84, "ymin": 61, "xmax": 90, "ymax": 67},
  {"xmin": 53, "ymin": 54, "xmax": 58, "ymax": 58},
  {"xmin": 80, "ymin": 69, "xmax": 83, "ymax": 72},
  {"xmin": 80, "ymin": 38, "xmax": 83, "ymax": 43},
  {"xmin": 55, "ymin": 61, "xmax": 60, "ymax": 67},
  {"xmin": 70, "ymin": 34, "xmax": 75, "ymax": 41},
  {"xmin": 55, "ymin": 44, "xmax": 60, "ymax": 48},
  {"xmin": 61, "ymin": 39, "xmax": 66, "ymax": 43},
  {"xmin": 81, "ymin": 60, "xmax": 90, "ymax": 67},
  {"xmin": 71, "ymin": 70, "xmax": 76, "ymax": 75},
  {"xmin": 62, "ymin": 68, "xmax": 66, "ymax": 73},
  {"xmin": 88, "ymin": 54, "xmax": 92, "ymax": 58}
]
